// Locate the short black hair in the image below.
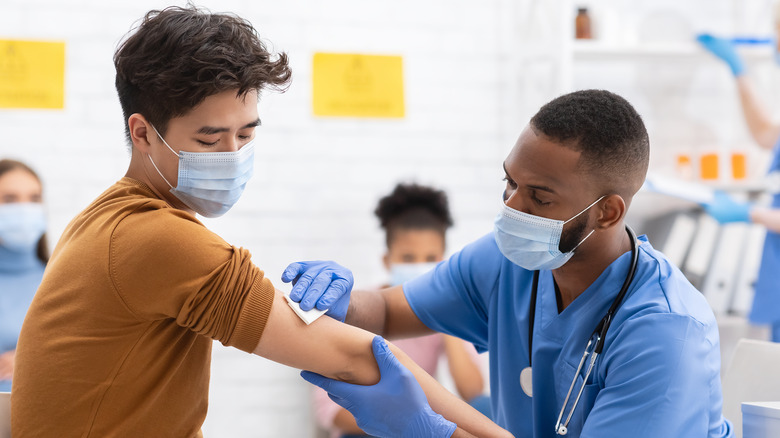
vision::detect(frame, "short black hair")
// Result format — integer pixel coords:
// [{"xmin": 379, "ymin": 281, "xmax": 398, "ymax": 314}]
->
[
  {"xmin": 114, "ymin": 5, "xmax": 291, "ymax": 146},
  {"xmin": 374, "ymin": 183, "xmax": 453, "ymax": 248},
  {"xmin": 529, "ymin": 89, "xmax": 649, "ymax": 198}
]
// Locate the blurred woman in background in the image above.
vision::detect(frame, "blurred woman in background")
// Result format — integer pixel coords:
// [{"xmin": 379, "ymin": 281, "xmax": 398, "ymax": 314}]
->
[
  {"xmin": 313, "ymin": 183, "xmax": 489, "ymax": 438},
  {"xmin": 0, "ymin": 159, "xmax": 48, "ymax": 391}
]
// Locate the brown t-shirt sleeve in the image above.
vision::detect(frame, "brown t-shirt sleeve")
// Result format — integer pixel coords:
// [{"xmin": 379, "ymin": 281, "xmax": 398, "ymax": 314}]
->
[{"xmin": 108, "ymin": 206, "xmax": 274, "ymax": 352}]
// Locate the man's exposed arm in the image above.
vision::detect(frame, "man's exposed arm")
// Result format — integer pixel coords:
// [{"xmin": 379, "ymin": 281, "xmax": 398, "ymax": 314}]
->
[
  {"xmin": 255, "ymin": 289, "xmax": 510, "ymax": 438},
  {"xmin": 346, "ymin": 285, "xmax": 434, "ymax": 339}
]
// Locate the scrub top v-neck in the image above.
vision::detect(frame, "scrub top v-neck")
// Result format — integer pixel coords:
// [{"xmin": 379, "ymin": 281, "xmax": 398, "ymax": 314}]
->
[{"xmin": 404, "ymin": 232, "xmax": 734, "ymax": 438}]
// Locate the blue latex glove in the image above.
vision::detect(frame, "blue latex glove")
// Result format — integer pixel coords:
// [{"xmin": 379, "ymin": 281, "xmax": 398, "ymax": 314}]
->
[
  {"xmin": 281, "ymin": 261, "xmax": 353, "ymax": 322},
  {"xmin": 704, "ymin": 190, "xmax": 753, "ymax": 223},
  {"xmin": 301, "ymin": 336, "xmax": 457, "ymax": 438},
  {"xmin": 696, "ymin": 33, "xmax": 745, "ymax": 76}
]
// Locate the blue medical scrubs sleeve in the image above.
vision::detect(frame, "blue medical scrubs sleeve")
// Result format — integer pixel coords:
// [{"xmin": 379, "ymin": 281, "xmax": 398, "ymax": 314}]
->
[
  {"xmin": 404, "ymin": 233, "xmax": 501, "ymax": 353},
  {"xmin": 582, "ymin": 313, "xmax": 731, "ymax": 438}
]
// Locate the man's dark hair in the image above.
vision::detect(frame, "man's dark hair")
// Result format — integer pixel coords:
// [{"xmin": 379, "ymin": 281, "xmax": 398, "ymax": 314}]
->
[
  {"xmin": 529, "ymin": 89, "xmax": 649, "ymax": 198},
  {"xmin": 374, "ymin": 183, "xmax": 454, "ymax": 248},
  {"xmin": 114, "ymin": 5, "xmax": 291, "ymax": 144}
]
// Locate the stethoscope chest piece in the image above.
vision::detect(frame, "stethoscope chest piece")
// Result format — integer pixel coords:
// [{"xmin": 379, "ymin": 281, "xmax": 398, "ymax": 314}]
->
[{"xmin": 520, "ymin": 366, "xmax": 533, "ymax": 397}]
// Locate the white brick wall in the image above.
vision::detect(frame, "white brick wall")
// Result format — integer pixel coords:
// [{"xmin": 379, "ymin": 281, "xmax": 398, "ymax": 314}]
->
[{"xmin": 1, "ymin": 0, "xmax": 775, "ymax": 436}]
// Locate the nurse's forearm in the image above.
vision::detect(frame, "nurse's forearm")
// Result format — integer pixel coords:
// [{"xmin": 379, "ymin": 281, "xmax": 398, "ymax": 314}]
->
[
  {"xmin": 736, "ymin": 76, "xmax": 780, "ymax": 150},
  {"xmin": 347, "ymin": 286, "xmax": 435, "ymax": 340},
  {"xmin": 346, "ymin": 288, "xmax": 389, "ymax": 335},
  {"xmin": 751, "ymin": 206, "xmax": 780, "ymax": 233}
]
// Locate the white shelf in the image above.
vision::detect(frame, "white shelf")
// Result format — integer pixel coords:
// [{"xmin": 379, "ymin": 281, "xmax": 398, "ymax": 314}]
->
[{"xmin": 571, "ymin": 40, "xmax": 773, "ymax": 60}]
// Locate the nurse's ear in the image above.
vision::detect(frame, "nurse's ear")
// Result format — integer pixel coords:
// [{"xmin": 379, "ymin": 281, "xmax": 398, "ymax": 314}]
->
[
  {"xmin": 127, "ymin": 113, "xmax": 155, "ymax": 155},
  {"xmin": 594, "ymin": 194, "xmax": 626, "ymax": 230}
]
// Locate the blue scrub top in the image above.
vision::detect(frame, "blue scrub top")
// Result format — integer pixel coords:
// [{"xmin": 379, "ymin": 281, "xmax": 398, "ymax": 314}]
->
[
  {"xmin": 0, "ymin": 245, "xmax": 44, "ymax": 392},
  {"xmin": 405, "ymin": 233, "xmax": 733, "ymax": 438},
  {"xmin": 749, "ymin": 141, "xmax": 780, "ymax": 325}
]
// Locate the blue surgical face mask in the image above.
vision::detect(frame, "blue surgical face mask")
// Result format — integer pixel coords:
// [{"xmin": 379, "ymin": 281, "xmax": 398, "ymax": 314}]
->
[
  {"xmin": 0, "ymin": 203, "xmax": 46, "ymax": 253},
  {"xmin": 147, "ymin": 125, "xmax": 255, "ymax": 218},
  {"xmin": 388, "ymin": 262, "xmax": 439, "ymax": 287},
  {"xmin": 493, "ymin": 196, "xmax": 604, "ymax": 271}
]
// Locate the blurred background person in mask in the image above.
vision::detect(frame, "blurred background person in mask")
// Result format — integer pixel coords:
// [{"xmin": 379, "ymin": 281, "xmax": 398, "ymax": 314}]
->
[
  {"xmin": 697, "ymin": 30, "xmax": 780, "ymax": 343},
  {"xmin": 0, "ymin": 159, "xmax": 48, "ymax": 391},
  {"xmin": 312, "ymin": 183, "xmax": 489, "ymax": 438}
]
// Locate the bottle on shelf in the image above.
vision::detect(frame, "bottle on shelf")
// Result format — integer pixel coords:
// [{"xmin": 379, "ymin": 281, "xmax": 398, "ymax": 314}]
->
[{"xmin": 575, "ymin": 7, "xmax": 592, "ymax": 40}]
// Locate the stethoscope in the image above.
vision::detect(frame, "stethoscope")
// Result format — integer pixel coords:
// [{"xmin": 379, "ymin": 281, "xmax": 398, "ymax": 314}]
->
[{"xmin": 519, "ymin": 225, "xmax": 639, "ymax": 436}]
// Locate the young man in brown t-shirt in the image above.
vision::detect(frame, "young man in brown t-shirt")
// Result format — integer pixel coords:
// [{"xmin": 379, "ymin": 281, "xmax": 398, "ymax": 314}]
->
[{"xmin": 9, "ymin": 6, "xmax": 510, "ymax": 438}]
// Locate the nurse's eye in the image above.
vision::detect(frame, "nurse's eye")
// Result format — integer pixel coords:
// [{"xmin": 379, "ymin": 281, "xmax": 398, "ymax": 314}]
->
[
  {"xmin": 503, "ymin": 176, "xmax": 517, "ymax": 189},
  {"xmin": 531, "ymin": 190, "xmax": 551, "ymax": 206}
]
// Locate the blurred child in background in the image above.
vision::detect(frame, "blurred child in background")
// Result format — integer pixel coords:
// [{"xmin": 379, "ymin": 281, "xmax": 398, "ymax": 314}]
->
[{"xmin": 313, "ymin": 183, "xmax": 490, "ymax": 438}]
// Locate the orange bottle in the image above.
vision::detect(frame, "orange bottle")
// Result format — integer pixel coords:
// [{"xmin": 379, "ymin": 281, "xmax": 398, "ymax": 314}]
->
[{"xmin": 575, "ymin": 8, "xmax": 592, "ymax": 39}]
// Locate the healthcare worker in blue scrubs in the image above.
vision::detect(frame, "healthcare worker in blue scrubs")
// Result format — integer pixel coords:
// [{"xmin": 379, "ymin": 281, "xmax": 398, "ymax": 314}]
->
[
  {"xmin": 697, "ymin": 33, "xmax": 780, "ymax": 342},
  {"xmin": 297, "ymin": 90, "xmax": 734, "ymax": 438}
]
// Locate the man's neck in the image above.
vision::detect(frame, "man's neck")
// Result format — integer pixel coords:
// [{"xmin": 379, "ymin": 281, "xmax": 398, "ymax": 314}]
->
[{"xmin": 552, "ymin": 226, "xmax": 631, "ymax": 311}]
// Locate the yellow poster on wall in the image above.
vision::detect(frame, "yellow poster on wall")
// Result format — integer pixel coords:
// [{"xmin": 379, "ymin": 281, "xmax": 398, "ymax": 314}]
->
[
  {"xmin": 0, "ymin": 39, "xmax": 66, "ymax": 109},
  {"xmin": 312, "ymin": 53, "xmax": 404, "ymax": 118}
]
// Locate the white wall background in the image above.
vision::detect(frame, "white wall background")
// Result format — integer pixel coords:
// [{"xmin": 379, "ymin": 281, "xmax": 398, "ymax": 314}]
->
[{"xmin": 1, "ymin": 0, "xmax": 778, "ymax": 436}]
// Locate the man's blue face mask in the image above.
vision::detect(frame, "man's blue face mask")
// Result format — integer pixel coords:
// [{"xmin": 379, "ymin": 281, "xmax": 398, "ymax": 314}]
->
[
  {"xmin": 493, "ymin": 196, "xmax": 603, "ymax": 271},
  {"xmin": 147, "ymin": 125, "xmax": 255, "ymax": 218}
]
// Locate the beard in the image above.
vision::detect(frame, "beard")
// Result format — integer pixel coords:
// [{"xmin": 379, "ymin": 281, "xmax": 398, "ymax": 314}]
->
[{"xmin": 558, "ymin": 212, "xmax": 589, "ymax": 253}]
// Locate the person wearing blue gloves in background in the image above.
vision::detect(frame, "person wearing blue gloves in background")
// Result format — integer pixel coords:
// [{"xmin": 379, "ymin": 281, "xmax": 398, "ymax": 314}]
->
[
  {"xmin": 296, "ymin": 89, "xmax": 734, "ymax": 438},
  {"xmin": 698, "ymin": 32, "xmax": 780, "ymax": 342},
  {"xmin": 0, "ymin": 159, "xmax": 48, "ymax": 393}
]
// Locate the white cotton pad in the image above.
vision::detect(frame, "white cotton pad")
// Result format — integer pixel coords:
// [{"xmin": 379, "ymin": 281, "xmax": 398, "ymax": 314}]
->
[{"xmin": 284, "ymin": 294, "xmax": 327, "ymax": 325}]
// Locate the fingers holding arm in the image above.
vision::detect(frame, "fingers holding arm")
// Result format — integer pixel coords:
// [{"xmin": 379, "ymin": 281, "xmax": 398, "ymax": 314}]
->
[
  {"xmin": 282, "ymin": 261, "xmax": 354, "ymax": 321},
  {"xmin": 303, "ymin": 336, "xmax": 512, "ymax": 438}
]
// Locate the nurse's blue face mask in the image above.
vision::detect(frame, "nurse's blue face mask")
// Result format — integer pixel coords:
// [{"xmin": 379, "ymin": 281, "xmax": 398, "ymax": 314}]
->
[
  {"xmin": 0, "ymin": 203, "xmax": 46, "ymax": 253},
  {"xmin": 147, "ymin": 124, "xmax": 255, "ymax": 218},
  {"xmin": 493, "ymin": 196, "xmax": 604, "ymax": 270}
]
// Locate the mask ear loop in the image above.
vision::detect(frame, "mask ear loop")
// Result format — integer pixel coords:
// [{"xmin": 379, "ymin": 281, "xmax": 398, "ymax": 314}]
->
[
  {"xmin": 561, "ymin": 195, "xmax": 606, "ymax": 254},
  {"xmin": 147, "ymin": 124, "xmax": 179, "ymax": 190}
]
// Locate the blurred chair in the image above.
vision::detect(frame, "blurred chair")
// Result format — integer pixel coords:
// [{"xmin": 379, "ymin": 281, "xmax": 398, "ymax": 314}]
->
[
  {"xmin": 722, "ymin": 339, "xmax": 780, "ymax": 437},
  {"xmin": 0, "ymin": 391, "xmax": 9, "ymax": 438}
]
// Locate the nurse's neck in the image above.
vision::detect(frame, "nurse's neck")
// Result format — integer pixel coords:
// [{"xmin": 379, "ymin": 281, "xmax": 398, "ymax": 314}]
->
[{"xmin": 552, "ymin": 226, "xmax": 633, "ymax": 312}]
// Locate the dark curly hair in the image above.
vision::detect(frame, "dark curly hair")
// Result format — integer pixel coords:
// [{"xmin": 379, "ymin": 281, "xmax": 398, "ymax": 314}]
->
[
  {"xmin": 114, "ymin": 5, "xmax": 291, "ymax": 144},
  {"xmin": 374, "ymin": 183, "xmax": 454, "ymax": 248},
  {"xmin": 529, "ymin": 89, "xmax": 649, "ymax": 198}
]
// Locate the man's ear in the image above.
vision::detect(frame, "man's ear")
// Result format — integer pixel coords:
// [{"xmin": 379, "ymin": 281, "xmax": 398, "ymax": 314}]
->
[
  {"xmin": 596, "ymin": 194, "xmax": 626, "ymax": 230},
  {"xmin": 128, "ymin": 114, "xmax": 154, "ymax": 154}
]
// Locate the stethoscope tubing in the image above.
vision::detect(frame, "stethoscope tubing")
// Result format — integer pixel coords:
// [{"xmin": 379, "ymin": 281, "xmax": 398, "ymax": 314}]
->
[{"xmin": 526, "ymin": 225, "xmax": 639, "ymax": 367}]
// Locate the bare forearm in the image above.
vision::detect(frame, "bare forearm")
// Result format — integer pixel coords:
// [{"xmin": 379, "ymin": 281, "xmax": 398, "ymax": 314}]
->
[
  {"xmin": 736, "ymin": 76, "xmax": 780, "ymax": 149},
  {"xmin": 752, "ymin": 207, "xmax": 780, "ymax": 233},
  {"xmin": 388, "ymin": 343, "xmax": 513, "ymax": 438},
  {"xmin": 346, "ymin": 289, "xmax": 388, "ymax": 335},
  {"xmin": 443, "ymin": 335, "xmax": 485, "ymax": 401}
]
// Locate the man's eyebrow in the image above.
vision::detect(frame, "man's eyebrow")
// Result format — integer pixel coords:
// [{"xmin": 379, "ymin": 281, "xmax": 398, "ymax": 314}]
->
[
  {"xmin": 197, "ymin": 118, "xmax": 261, "ymax": 135},
  {"xmin": 503, "ymin": 163, "xmax": 557, "ymax": 194}
]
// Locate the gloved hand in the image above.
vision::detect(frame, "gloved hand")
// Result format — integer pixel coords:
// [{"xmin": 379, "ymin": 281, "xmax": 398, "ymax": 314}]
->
[
  {"xmin": 281, "ymin": 261, "xmax": 353, "ymax": 322},
  {"xmin": 704, "ymin": 190, "xmax": 753, "ymax": 223},
  {"xmin": 301, "ymin": 336, "xmax": 457, "ymax": 438},
  {"xmin": 696, "ymin": 33, "xmax": 745, "ymax": 76}
]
